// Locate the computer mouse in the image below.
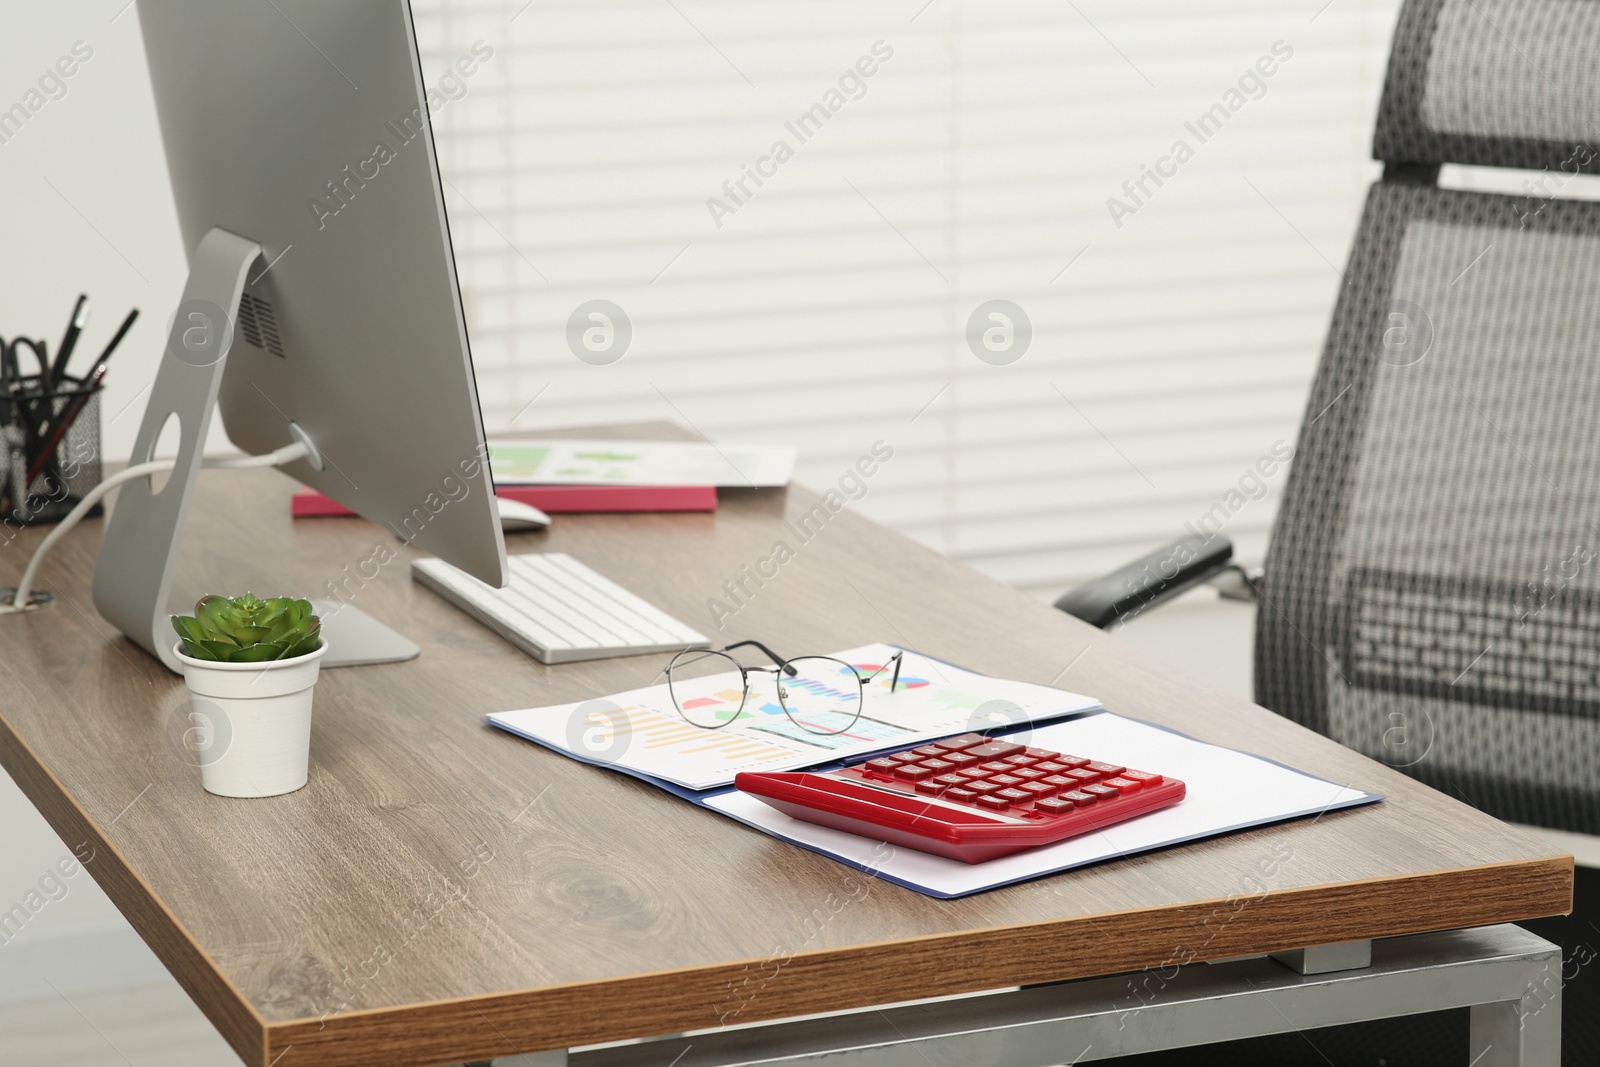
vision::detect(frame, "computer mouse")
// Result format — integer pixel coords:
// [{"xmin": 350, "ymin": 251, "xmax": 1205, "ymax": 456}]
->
[{"xmin": 496, "ymin": 496, "xmax": 551, "ymax": 532}]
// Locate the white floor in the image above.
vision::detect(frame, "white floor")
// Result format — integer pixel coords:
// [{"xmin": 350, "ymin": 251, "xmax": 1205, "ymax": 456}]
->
[{"xmin": 0, "ymin": 982, "xmax": 240, "ymax": 1067}]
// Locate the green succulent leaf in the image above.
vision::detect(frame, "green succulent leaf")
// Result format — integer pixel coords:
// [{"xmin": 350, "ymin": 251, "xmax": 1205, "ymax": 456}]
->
[{"xmin": 172, "ymin": 592, "xmax": 322, "ymax": 663}]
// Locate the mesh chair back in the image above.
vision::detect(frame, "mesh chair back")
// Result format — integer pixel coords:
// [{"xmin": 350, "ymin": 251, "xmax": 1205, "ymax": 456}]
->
[{"xmin": 1257, "ymin": 0, "xmax": 1600, "ymax": 833}]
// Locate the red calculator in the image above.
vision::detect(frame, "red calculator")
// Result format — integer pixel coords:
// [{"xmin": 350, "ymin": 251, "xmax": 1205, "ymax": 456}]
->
[{"xmin": 735, "ymin": 733, "xmax": 1185, "ymax": 863}]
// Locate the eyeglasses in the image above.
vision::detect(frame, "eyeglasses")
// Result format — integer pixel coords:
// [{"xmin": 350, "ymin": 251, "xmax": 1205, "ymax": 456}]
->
[{"xmin": 666, "ymin": 640, "xmax": 903, "ymax": 735}]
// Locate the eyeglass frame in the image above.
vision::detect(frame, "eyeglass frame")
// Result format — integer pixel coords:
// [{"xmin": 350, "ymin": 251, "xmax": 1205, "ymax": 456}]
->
[{"xmin": 666, "ymin": 640, "xmax": 904, "ymax": 733}]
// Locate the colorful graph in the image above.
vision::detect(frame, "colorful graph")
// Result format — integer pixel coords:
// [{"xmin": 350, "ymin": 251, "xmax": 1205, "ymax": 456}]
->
[
  {"xmin": 584, "ymin": 704, "xmax": 792, "ymax": 763},
  {"xmin": 751, "ymin": 714, "xmax": 909, "ymax": 750}
]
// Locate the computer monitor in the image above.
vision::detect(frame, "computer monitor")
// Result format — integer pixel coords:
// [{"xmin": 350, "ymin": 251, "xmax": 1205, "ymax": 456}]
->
[{"xmin": 92, "ymin": 0, "xmax": 507, "ymax": 673}]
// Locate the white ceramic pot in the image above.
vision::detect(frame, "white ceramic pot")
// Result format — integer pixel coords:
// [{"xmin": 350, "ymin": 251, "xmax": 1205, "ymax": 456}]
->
[{"xmin": 173, "ymin": 642, "xmax": 326, "ymax": 798}]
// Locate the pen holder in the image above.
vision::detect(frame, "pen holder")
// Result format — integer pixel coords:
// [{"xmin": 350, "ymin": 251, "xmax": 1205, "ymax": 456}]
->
[{"xmin": 1, "ymin": 373, "xmax": 104, "ymax": 526}]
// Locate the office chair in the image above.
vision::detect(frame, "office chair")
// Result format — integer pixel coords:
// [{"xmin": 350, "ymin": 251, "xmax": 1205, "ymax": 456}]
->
[{"xmin": 1058, "ymin": 0, "xmax": 1600, "ymax": 1061}]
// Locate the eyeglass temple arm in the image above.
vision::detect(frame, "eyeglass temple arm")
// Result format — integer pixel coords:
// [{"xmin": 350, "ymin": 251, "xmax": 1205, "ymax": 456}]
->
[
  {"xmin": 859, "ymin": 650, "xmax": 903, "ymax": 692},
  {"xmin": 721, "ymin": 639, "xmax": 798, "ymax": 676}
]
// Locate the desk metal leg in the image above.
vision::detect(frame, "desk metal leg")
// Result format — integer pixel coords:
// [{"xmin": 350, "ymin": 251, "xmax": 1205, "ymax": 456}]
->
[
  {"xmin": 1470, "ymin": 977, "xmax": 1561, "ymax": 1067},
  {"xmin": 557, "ymin": 924, "xmax": 1558, "ymax": 1067}
]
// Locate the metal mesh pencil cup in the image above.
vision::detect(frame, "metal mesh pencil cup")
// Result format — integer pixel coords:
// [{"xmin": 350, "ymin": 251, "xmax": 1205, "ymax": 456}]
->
[{"xmin": 1, "ymin": 374, "xmax": 103, "ymax": 526}]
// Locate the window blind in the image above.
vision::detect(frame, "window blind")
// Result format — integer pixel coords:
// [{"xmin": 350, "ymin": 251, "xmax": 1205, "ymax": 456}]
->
[{"xmin": 411, "ymin": 0, "xmax": 1402, "ymax": 601}]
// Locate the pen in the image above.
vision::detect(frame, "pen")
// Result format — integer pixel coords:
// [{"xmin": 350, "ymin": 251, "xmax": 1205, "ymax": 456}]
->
[
  {"xmin": 48, "ymin": 295, "xmax": 89, "ymax": 390},
  {"xmin": 79, "ymin": 307, "xmax": 138, "ymax": 383}
]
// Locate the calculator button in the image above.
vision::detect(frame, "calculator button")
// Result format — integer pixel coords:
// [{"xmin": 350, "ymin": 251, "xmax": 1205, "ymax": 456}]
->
[
  {"xmin": 933, "ymin": 774, "xmax": 970, "ymax": 787},
  {"xmin": 1004, "ymin": 754, "xmax": 1038, "ymax": 766},
  {"xmin": 941, "ymin": 752, "xmax": 977, "ymax": 767},
  {"xmin": 1124, "ymin": 770, "xmax": 1162, "ymax": 785},
  {"xmin": 1087, "ymin": 761, "xmax": 1125, "ymax": 776},
  {"xmin": 945, "ymin": 787, "xmax": 978, "ymax": 802},
  {"xmin": 1023, "ymin": 748, "xmax": 1057, "ymax": 759},
  {"xmin": 1104, "ymin": 777, "xmax": 1142, "ymax": 795},
  {"xmin": 1060, "ymin": 790, "xmax": 1096, "ymax": 805},
  {"xmin": 920, "ymin": 758, "xmax": 954, "ymax": 773},
  {"xmin": 1033, "ymin": 762, "xmax": 1068, "ymax": 774},
  {"xmin": 1054, "ymin": 755, "xmax": 1090, "ymax": 769},
  {"xmin": 893, "ymin": 764, "xmax": 935, "ymax": 780},
  {"xmin": 965, "ymin": 780, "xmax": 1001, "ymax": 793},
  {"xmin": 1066, "ymin": 768, "xmax": 1102, "ymax": 783},
  {"xmin": 988, "ymin": 774, "xmax": 1024, "ymax": 787},
  {"xmin": 1042, "ymin": 775, "xmax": 1076, "ymax": 788},
  {"xmin": 1011, "ymin": 768, "xmax": 1046, "ymax": 780},
  {"xmin": 1035, "ymin": 796, "xmax": 1075, "ymax": 814},
  {"xmin": 865, "ymin": 758, "xmax": 902, "ymax": 772},
  {"xmin": 913, "ymin": 746, "xmax": 947, "ymax": 759},
  {"xmin": 958, "ymin": 767, "xmax": 992, "ymax": 780},
  {"xmin": 1020, "ymin": 781, "xmax": 1058, "ymax": 797},
  {"xmin": 1082, "ymin": 783, "xmax": 1117, "ymax": 797},
  {"xmin": 976, "ymin": 795, "xmax": 1012, "ymax": 810},
  {"xmin": 979, "ymin": 761, "xmax": 1015, "ymax": 773},
  {"xmin": 936, "ymin": 734, "xmax": 985, "ymax": 751},
  {"xmin": 966, "ymin": 741, "xmax": 1025, "ymax": 759},
  {"xmin": 996, "ymin": 788, "xmax": 1032, "ymax": 802},
  {"xmin": 915, "ymin": 779, "xmax": 947, "ymax": 794}
]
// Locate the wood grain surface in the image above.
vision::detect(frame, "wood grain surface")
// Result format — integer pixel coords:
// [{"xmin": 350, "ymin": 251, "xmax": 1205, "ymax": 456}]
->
[{"xmin": 0, "ymin": 421, "xmax": 1571, "ymax": 1067}]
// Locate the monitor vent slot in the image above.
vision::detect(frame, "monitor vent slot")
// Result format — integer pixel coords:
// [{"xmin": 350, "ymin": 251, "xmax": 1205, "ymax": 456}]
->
[{"xmin": 237, "ymin": 292, "xmax": 285, "ymax": 358}]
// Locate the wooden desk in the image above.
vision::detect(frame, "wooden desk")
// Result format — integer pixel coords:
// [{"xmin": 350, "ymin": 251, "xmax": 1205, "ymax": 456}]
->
[{"xmin": 0, "ymin": 423, "xmax": 1571, "ymax": 1067}]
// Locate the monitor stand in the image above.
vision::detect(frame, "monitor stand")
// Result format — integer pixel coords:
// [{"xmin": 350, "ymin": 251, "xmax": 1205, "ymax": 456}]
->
[{"xmin": 91, "ymin": 227, "xmax": 419, "ymax": 674}]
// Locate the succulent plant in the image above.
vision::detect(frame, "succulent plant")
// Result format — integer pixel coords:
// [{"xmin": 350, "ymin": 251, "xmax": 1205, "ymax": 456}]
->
[{"xmin": 171, "ymin": 593, "xmax": 322, "ymax": 663}]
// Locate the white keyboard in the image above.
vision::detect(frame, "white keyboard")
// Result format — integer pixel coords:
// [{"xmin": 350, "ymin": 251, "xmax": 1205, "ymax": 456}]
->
[{"xmin": 412, "ymin": 553, "xmax": 709, "ymax": 664}]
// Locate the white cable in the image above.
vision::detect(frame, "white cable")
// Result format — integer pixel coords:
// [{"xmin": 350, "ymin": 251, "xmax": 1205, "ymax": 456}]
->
[{"xmin": 3, "ymin": 442, "xmax": 309, "ymax": 613}]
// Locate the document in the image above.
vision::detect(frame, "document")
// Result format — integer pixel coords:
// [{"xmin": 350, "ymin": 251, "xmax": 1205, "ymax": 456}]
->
[
  {"xmin": 488, "ymin": 439, "xmax": 796, "ymax": 487},
  {"xmin": 486, "ymin": 644, "xmax": 1102, "ymax": 791},
  {"xmin": 704, "ymin": 712, "xmax": 1379, "ymax": 898}
]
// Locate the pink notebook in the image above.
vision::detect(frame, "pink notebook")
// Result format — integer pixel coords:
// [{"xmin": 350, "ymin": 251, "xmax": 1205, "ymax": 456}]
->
[{"xmin": 291, "ymin": 483, "xmax": 716, "ymax": 517}]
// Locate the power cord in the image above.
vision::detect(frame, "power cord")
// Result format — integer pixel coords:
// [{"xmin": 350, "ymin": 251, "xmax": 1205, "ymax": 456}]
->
[{"xmin": 1, "ymin": 440, "xmax": 311, "ymax": 614}]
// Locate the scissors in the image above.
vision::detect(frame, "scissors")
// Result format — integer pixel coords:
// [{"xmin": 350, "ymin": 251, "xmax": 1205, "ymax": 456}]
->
[{"xmin": 6, "ymin": 337, "xmax": 50, "ymax": 386}]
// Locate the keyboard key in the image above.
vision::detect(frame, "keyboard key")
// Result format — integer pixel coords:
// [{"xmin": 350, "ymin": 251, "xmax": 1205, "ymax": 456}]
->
[
  {"xmin": 1020, "ymin": 781, "xmax": 1058, "ymax": 797},
  {"xmin": 945, "ymin": 787, "xmax": 978, "ymax": 802},
  {"xmin": 1060, "ymin": 789, "xmax": 1096, "ymax": 805},
  {"xmin": 935, "ymin": 734, "xmax": 985, "ymax": 751},
  {"xmin": 976, "ymin": 795, "xmax": 1012, "ymax": 810},
  {"xmin": 1124, "ymin": 770, "xmax": 1162, "ymax": 785},
  {"xmin": 966, "ymin": 741, "xmax": 1025, "ymax": 759},
  {"xmin": 1035, "ymin": 796, "xmax": 1075, "ymax": 814},
  {"xmin": 913, "ymin": 746, "xmax": 947, "ymax": 759},
  {"xmin": 995, "ymin": 788, "xmax": 1031, "ymax": 801},
  {"xmin": 1087, "ymin": 761, "xmax": 1125, "ymax": 776},
  {"xmin": 920, "ymin": 758, "xmax": 954, "ymax": 773},
  {"xmin": 915, "ymin": 779, "xmax": 947, "ymax": 794},
  {"xmin": 941, "ymin": 752, "xmax": 977, "ymax": 767},
  {"xmin": 1082, "ymin": 783, "xmax": 1117, "ymax": 798},
  {"xmin": 933, "ymin": 773, "xmax": 970, "ymax": 787},
  {"xmin": 1011, "ymin": 768, "xmax": 1047, "ymax": 780},
  {"xmin": 1104, "ymin": 776, "xmax": 1142, "ymax": 795},
  {"xmin": 865, "ymin": 758, "xmax": 903, "ymax": 772},
  {"xmin": 988, "ymin": 774, "xmax": 1024, "ymax": 787},
  {"xmin": 893, "ymin": 764, "xmax": 935, "ymax": 780}
]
